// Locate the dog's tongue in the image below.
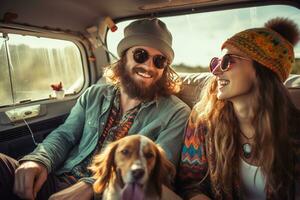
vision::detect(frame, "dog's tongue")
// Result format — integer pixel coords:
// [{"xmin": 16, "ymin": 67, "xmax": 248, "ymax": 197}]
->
[{"xmin": 121, "ymin": 183, "xmax": 144, "ymax": 200}]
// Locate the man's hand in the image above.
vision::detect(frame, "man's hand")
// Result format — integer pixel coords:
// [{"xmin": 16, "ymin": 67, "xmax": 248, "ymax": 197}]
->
[
  {"xmin": 13, "ymin": 161, "xmax": 48, "ymax": 200},
  {"xmin": 49, "ymin": 181, "xmax": 93, "ymax": 200}
]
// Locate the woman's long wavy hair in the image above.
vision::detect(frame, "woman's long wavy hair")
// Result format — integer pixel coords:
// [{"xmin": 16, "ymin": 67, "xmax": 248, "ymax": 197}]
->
[
  {"xmin": 192, "ymin": 61, "xmax": 300, "ymax": 198},
  {"xmin": 104, "ymin": 51, "xmax": 182, "ymax": 96}
]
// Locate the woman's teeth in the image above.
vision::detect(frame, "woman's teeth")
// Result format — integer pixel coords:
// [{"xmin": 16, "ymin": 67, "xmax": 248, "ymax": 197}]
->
[{"xmin": 218, "ymin": 79, "xmax": 229, "ymax": 86}]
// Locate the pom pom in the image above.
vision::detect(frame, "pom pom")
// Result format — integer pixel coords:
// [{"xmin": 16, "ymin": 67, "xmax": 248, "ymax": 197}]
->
[{"xmin": 265, "ymin": 17, "xmax": 300, "ymax": 46}]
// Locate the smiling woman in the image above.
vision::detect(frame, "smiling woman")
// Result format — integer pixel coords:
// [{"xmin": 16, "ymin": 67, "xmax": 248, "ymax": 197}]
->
[{"xmin": 177, "ymin": 17, "xmax": 300, "ymax": 200}]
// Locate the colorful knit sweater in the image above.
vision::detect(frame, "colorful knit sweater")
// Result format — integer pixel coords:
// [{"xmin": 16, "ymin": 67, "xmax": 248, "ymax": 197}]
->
[{"xmin": 177, "ymin": 115, "xmax": 300, "ymax": 200}]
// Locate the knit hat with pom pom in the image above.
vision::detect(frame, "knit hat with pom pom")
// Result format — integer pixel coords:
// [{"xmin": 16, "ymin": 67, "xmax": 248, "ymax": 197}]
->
[{"xmin": 222, "ymin": 18, "xmax": 300, "ymax": 82}]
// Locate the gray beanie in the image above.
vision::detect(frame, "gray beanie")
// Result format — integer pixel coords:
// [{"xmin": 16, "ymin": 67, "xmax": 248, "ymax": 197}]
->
[{"xmin": 117, "ymin": 18, "xmax": 174, "ymax": 61}]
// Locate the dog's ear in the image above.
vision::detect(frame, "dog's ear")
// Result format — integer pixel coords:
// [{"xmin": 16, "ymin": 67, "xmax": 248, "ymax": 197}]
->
[
  {"xmin": 152, "ymin": 145, "xmax": 176, "ymax": 196},
  {"xmin": 89, "ymin": 141, "xmax": 119, "ymax": 194}
]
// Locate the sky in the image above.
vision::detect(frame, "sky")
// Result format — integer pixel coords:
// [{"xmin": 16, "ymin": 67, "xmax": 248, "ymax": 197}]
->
[{"xmin": 107, "ymin": 5, "xmax": 300, "ymax": 68}]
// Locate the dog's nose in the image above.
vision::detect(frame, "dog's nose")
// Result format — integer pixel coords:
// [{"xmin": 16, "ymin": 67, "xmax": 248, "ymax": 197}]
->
[{"xmin": 131, "ymin": 168, "xmax": 145, "ymax": 180}]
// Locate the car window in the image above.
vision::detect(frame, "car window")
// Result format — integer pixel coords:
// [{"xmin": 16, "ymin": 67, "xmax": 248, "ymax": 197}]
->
[
  {"xmin": 107, "ymin": 5, "xmax": 300, "ymax": 75},
  {"xmin": 0, "ymin": 33, "xmax": 85, "ymax": 107}
]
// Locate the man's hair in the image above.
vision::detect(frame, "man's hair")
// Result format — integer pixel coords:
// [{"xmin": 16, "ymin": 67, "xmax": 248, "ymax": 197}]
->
[
  {"xmin": 191, "ymin": 61, "xmax": 300, "ymax": 198},
  {"xmin": 104, "ymin": 51, "xmax": 182, "ymax": 96}
]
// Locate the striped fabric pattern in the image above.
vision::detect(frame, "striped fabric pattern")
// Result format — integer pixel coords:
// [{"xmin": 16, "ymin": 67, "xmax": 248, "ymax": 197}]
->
[
  {"xmin": 177, "ymin": 120, "xmax": 212, "ymax": 199},
  {"xmin": 180, "ymin": 121, "xmax": 208, "ymax": 179}
]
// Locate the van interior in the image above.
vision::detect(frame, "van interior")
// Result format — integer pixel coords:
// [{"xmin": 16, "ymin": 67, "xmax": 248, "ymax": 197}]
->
[{"xmin": 0, "ymin": 0, "xmax": 299, "ymax": 159}]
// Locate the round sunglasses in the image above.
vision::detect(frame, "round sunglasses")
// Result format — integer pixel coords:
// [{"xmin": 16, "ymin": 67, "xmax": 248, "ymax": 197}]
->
[
  {"xmin": 132, "ymin": 48, "xmax": 168, "ymax": 69},
  {"xmin": 209, "ymin": 54, "xmax": 252, "ymax": 73}
]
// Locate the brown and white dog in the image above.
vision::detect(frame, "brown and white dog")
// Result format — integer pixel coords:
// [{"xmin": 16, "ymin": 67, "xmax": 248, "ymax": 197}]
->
[{"xmin": 89, "ymin": 135, "xmax": 176, "ymax": 200}]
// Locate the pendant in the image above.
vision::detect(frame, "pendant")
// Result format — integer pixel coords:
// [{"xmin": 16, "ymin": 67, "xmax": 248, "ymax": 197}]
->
[{"xmin": 242, "ymin": 143, "xmax": 252, "ymax": 159}]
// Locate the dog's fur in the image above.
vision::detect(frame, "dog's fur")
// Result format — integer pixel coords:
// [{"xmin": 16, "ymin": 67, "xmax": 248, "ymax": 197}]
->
[{"xmin": 89, "ymin": 135, "xmax": 176, "ymax": 200}]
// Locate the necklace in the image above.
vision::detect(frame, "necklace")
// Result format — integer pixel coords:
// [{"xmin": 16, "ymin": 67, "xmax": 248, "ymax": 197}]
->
[
  {"xmin": 242, "ymin": 143, "xmax": 252, "ymax": 159},
  {"xmin": 240, "ymin": 131, "xmax": 254, "ymax": 140},
  {"xmin": 240, "ymin": 131, "xmax": 254, "ymax": 159}
]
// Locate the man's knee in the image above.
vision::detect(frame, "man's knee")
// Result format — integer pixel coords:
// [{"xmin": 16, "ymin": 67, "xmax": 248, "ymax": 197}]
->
[
  {"xmin": 0, "ymin": 153, "xmax": 19, "ymax": 177},
  {"xmin": 0, "ymin": 153, "xmax": 20, "ymax": 199}
]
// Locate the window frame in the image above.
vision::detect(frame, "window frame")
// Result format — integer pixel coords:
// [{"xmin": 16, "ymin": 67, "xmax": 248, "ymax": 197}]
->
[{"xmin": 0, "ymin": 24, "xmax": 90, "ymax": 110}]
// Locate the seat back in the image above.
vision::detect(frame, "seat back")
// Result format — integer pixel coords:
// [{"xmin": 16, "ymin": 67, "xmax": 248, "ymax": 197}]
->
[
  {"xmin": 176, "ymin": 73, "xmax": 211, "ymax": 108},
  {"xmin": 285, "ymin": 74, "xmax": 300, "ymax": 109},
  {"xmin": 97, "ymin": 72, "xmax": 300, "ymax": 109},
  {"xmin": 177, "ymin": 73, "xmax": 300, "ymax": 109}
]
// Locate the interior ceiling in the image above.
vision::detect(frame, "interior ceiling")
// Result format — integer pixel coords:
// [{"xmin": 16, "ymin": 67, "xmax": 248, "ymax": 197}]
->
[{"xmin": 0, "ymin": 0, "xmax": 297, "ymax": 34}]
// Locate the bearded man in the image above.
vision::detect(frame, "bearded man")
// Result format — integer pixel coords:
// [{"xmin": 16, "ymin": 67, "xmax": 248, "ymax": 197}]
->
[{"xmin": 0, "ymin": 18, "xmax": 190, "ymax": 200}]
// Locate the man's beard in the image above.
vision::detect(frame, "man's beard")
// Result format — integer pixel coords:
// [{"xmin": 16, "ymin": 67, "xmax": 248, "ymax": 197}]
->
[{"xmin": 119, "ymin": 64, "xmax": 164, "ymax": 101}]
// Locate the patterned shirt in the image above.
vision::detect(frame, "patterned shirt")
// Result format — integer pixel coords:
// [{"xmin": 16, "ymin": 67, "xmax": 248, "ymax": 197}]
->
[{"xmin": 69, "ymin": 90, "xmax": 141, "ymax": 179}]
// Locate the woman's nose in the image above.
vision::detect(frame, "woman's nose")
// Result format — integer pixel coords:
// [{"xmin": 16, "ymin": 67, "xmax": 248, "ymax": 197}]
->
[{"xmin": 212, "ymin": 64, "xmax": 223, "ymax": 76}]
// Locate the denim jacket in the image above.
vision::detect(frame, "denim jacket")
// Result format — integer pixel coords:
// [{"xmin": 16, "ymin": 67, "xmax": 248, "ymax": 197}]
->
[{"xmin": 21, "ymin": 84, "xmax": 191, "ymax": 177}]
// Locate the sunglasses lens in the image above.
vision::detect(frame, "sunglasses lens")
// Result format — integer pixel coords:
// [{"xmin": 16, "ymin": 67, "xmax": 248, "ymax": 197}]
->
[
  {"xmin": 133, "ymin": 48, "xmax": 167, "ymax": 69},
  {"xmin": 221, "ymin": 54, "xmax": 231, "ymax": 71},
  {"xmin": 133, "ymin": 48, "xmax": 148, "ymax": 64},
  {"xmin": 153, "ymin": 55, "xmax": 167, "ymax": 69},
  {"xmin": 210, "ymin": 57, "xmax": 220, "ymax": 72}
]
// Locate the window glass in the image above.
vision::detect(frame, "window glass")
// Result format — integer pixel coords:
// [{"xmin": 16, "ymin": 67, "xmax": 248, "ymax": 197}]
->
[
  {"xmin": 0, "ymin": 35, "xmax": 13, "ymax": 106},
  {"xmin": 0, "ymin": 34, "xmax": 84, "ymax": 107},
  {"xmin": 107, "ymin": 5, "xmax": 300, "ymax": 74}
]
